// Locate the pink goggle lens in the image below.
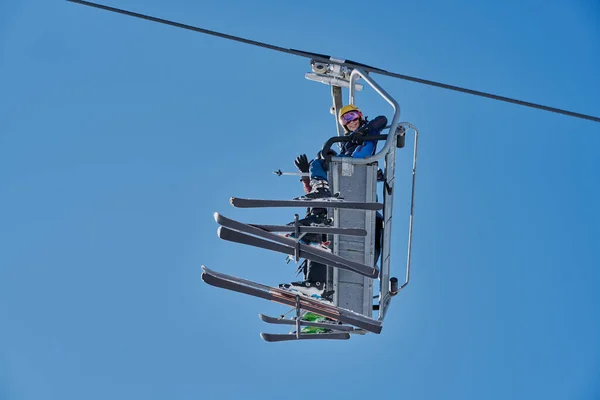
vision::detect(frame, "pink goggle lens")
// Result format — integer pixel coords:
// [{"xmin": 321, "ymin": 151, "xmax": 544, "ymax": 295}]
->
[{"xmin": 340, "ymin": 111, "xmax": 361, "ymax": 124}]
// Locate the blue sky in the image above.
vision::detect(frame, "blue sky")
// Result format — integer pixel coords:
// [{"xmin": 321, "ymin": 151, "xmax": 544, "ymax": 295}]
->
[{"xmin": 1, "ymin": 0, "xmax": 599, "ymax": 399}]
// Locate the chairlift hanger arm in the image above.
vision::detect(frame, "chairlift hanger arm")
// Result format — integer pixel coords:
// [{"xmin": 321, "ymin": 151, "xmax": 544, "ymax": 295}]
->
[{"xmin": 67, "ymin": 0, "xmax": 600, "ymax": 123}]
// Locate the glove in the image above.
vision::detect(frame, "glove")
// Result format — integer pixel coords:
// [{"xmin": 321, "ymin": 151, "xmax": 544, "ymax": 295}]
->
[
  {"xmin": 349, "ymin": 131, "xmax": 365, "ymax": 144},
  {"xmin": 355, "ymin": 124, "xmax": 370, "ymax": 135},
  {"xmin": 349, "ymin": 124, "xmax": 370, "ymax": 144},
  {"xmin": 294, "ymin": 154, "xmax": 310, "ymax": 173},
  {"xmin": 316, "ymin": 149, "xmax": 337, "ymax": 160}
]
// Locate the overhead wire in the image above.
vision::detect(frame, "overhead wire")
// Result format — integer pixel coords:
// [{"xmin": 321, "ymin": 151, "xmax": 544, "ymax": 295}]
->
[{"xmin": 67, "ymin": 0, "xmax": 600, "ymax": 123}]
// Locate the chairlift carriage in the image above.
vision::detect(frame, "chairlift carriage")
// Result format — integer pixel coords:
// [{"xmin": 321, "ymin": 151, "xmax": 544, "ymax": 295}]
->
[
  {"xmin": 68, "ymin": 0, "xmax": 600, "ymax": 342},
  {"xmin": 200, "ymin": 58, "xmax": 419, "ymax": 341},
  {"xmin": 205, "ymin": 65, "xmax": 419, "ymax": 342}
]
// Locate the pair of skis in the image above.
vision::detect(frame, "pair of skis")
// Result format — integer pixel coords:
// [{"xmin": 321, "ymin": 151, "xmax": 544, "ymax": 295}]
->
[
  {"xmin": 215, "ymin": 212, "xmax": 379, "ymax": 279},
  {"xmin": 201, "ymin": 266, "xmax": 382, "ymax": 340},
  {"xmin": 203, "ymin": 196, "xmax": 384, "ymax": 342},
  {"xmin": 258, "ymin": 314, "xmax": 357, "ymax": 342}
]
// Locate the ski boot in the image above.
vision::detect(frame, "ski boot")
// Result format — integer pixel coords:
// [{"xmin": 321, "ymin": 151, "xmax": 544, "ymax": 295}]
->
[
  {"xmin": 297, "ymin": 312, "xmax": 337, "ymax": 334},
  {"xmin": 293, "ymin": 179, "xmax": 332, "ymax": 200},
  {"xmin": 293, "ymin": 207, "xmax": 331, "ymax": 227},
  {"xmin": 285, "ymin": 208, "xmax": 332, "ymax": 245},
  {"xmin": 301, "ymin": 311, "xmax": 335, "ymax": 324},
  {"xmin": 279, "ymin": 281, "xmax": 334, "ymax": 302},
  {"xmin": 291, "ymin": 325, "xmax": 332, "ymax": 335},
  {"xmin": 300, "ymin": 326, "xmax": 332, "ymax": 334}
]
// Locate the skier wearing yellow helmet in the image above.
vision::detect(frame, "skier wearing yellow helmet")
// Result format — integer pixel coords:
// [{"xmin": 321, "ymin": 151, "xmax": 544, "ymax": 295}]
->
[
  {"xmin": 293, "ymin": 104, "xmax": 388, "ymax": 200},
  {"xmin": 278, "ymin": 105, "xmax": 387, "ymax": 300}
]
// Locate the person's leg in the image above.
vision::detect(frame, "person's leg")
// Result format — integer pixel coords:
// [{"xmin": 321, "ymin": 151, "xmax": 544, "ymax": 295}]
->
[
  {"xmin": 286, "ymin": 208, "xmax": 330, "ymax": 243},
  {"xmin": 294, "ymin": 159, "xmax": 332, "ymax": 199},
  {"xmin": 309, "ymin": 159, "xmax": 328, "ymax": 181},
  {"xmin": 293, "ymin": 207, "xmax": 329, "ymax": 227},
  {"xmin": 305, "ymin": 260, "xmax": 327, "ymax": 283}
]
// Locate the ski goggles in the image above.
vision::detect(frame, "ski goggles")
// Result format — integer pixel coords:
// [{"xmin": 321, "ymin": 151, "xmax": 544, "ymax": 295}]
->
[{"xmin": 339, "ymin": 110, "xmax": 362, "ymax": 125}]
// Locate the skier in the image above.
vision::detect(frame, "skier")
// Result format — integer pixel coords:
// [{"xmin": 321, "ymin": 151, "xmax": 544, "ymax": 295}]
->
[
  {"xmin": 296, "ymin": 104, "xmax": 387, "ymax": 200},
  {"xmin": 279, "ymin": 105, "xmax": 387, "ymax": 299}
]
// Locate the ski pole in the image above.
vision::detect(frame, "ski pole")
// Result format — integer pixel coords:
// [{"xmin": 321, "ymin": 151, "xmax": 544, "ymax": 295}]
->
[{"xmin": 272, "ymin": 169, "xmax": 309, "ymax": 177}]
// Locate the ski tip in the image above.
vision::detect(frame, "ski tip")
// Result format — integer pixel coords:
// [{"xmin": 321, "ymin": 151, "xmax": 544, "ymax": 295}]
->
[
  {"xmin": 200, "ymin": 272, "xmax": 208, "ymax": 283},
  {"xmin": 214, "ymin": 212, "xmax": 227, "ymax": 225},
  {"xmin": 258, "ymin": 313, "xmax": 279, "ymax": 323},
  {"xmin": 200, "ymin": 265, "xmax": 216, "ymax": 281}
]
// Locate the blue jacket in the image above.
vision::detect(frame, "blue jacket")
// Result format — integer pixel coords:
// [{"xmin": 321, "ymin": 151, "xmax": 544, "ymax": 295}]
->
[
  {"xmin": 306, "ymin": 115, "xmax": 388, "ymax": 183},
  {"xmin": 340, "ymin": 115, "xmax": 388, "ymax": 158}
]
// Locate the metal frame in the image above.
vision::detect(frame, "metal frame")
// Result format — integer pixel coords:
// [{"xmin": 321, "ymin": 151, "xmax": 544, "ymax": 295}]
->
[
  {"xmin": 329, "ymin": 162, "xmax": 377, "ymax": 318},
  {"xmin": 321, "ymin": 68, "xmax": 420, "ymax": 321},
  {"xmin": 378, "ymin": 123, "xmax": 419, "ymax": 319}
]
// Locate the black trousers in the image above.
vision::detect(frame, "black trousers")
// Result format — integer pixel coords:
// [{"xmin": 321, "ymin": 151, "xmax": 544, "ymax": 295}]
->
[{"xmin": 305, "ymin": 260, "xmax": 327, "ymax": 283}]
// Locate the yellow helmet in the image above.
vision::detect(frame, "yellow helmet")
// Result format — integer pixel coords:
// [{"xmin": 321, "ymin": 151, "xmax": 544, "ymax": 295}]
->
[
  {"xmin": 338, "ymin": 104, "xmax": 363, "ymax": 132},
  {"xmin": 338, "ymin": 104, "xmax": 361, "ymax": 119}
]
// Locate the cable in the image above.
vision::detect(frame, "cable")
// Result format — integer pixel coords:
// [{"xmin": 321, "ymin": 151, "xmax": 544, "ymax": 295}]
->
[{"xmin": 67, "ymin": 0, "xmax": 600, "ymax": 123}]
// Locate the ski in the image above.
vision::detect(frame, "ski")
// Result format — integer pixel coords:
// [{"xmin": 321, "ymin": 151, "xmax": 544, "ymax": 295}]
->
[
  {"xmin": 230, "ymin": 197, "xmax": 383, "ymax": 211},
  {"xmin": 218, "ymin": 227, "xmax": 378, "ymax": 279},
  {"xmin": 250, "ymin": 224, "xmax": 367, "ymax": 236},
  {"xmin": 201, "ymin": 266, "xmax": 383, "ymax": 334},
  {"xmin": 260, "ymin": 332, "xmax": 350, "ymax": 342},
  {"xmin": 215, "ymin": 213, "xmax": 378, "ymax": 279},
  {"xmin": 216, "ymin": 213, "xmax": 378, "ymax": 278},
  {"xmin": 283, "ymin": 239, "xmax": 331, "ymax": 254},
  {"xmin": 258, "ymin": 314, "xmax": 355, "ymax": 332},
  {"xmin": 219, "ymin": 226, "xmax": 334, "ymax": 267}
]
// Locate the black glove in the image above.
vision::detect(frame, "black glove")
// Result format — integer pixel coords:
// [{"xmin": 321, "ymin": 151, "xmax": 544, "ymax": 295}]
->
[
  {"xmin": 294, "ymin": 154, "xmax": 310, "ymax": 173},
  {"xmin": 349, "ymin": 131, "xmax": 365, "ymax": 144},
  {"xmin": 355, "ymin": 124, "xmax": 370, "ymax": 135},
  {"xmin": 316, "ymin": 149, "xmax": 337, "ymax": 159},
  {"xmin": 349, "ymin": 124, "xmax": 370, "ymax": 144}
]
